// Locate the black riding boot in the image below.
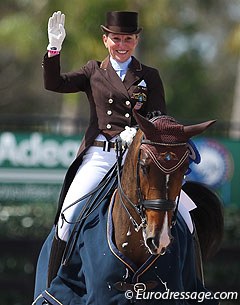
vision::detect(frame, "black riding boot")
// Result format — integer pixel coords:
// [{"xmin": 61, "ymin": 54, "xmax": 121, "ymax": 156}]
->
[{"xmin": 47, "ymin": 236, "xmax": 67, "ymax": 286}]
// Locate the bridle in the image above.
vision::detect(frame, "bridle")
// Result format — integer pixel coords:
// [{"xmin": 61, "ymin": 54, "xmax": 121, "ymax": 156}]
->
[
  {"xmin": 61, "ymin": 121, "xmax": 193, "ymax": 265},
  {"xmin": 115, "ymin": 135, "xmax": 189, "ymax": 232}
]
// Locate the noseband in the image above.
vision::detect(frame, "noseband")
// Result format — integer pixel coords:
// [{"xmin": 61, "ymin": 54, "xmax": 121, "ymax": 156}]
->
[
  {"xmin": 137, "ymin": 137, "xmax": 189, "ymax": 212},
  {"xmin": 116, "ymin": 135, "xmax": 188, "ymax": 231},
  {"xmin": 141, "ymin": 199, "xmax": 176, "ymax": 211}
]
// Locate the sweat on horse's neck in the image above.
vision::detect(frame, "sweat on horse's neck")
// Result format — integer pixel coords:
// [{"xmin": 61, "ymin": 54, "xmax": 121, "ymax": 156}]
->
[
  {"xmin": 112, "ymin": 134, "xmax": 151, "ymax": 267},
  {"xmin": 112, "ymin": 191, "xmax": 150, "ymax": 267}
]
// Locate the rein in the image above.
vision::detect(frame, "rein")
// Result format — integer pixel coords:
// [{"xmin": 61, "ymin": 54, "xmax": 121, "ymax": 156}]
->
[
  {"xmin": 140, "ymin": 137, "xmax": 185, "ymax": 226},
  {"xmin": 115, "ymin": 138, "xmax": 147, "ymax": 232},
  {"xmin": 115, "ymin": 136, "xmax": 182, "ymax": 232},
  {"xmin": 63, "ymin": 128, "xmax": 187, "ymax": 263}
]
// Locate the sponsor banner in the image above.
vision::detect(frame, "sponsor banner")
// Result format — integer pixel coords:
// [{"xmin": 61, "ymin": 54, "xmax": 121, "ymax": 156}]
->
[
  {"xmin": 0, "ymin": 183, "xmax": 61, "ymax": 202},
  {"xmin": 0, "ymin": 132, "xmax": 239, "ymax": 206},
  {"xmin": 0, "ymin": 132, "xmax": 81, "ymax": 202}
]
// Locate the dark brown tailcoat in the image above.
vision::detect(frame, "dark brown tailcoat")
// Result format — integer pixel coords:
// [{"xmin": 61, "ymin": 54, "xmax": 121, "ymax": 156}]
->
[{"xmin": 42, "ymin": 54, "xmax": 166, "ymax": 220}]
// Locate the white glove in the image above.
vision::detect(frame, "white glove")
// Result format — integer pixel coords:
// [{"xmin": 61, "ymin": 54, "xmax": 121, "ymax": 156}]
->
[{"xmin": 47, "ymin": 11, "xmax": 66, "ymax": 51}]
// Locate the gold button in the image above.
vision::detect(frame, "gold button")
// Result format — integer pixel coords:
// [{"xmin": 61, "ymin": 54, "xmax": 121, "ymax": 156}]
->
[
  {"xmin": 107, "ymin": 110, "xmax": 112, "ymax": 115},
  {"xmin": 106, "ymin": 124, "xmax": 112, "ymax": 129},
  {"xmin": 108, "ymin": 98, "xmax": 113, "ymax": 104},
  {"xmin": 125, "ymin": 113, "xmax": 130, "ymax": 118},
  {"xmin": 125, "ymin": 100, "xmax": 130, "ymax": 106}
]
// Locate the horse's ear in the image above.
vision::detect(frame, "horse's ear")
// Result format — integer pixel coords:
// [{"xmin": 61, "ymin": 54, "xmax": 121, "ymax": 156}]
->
[
  {"xmin": 184, "ymin": 120, "xmax": 216, "ymax": 138},
  {"xmin": 133, "ymin": 109, "xmax": 156, "ymax": 136}
]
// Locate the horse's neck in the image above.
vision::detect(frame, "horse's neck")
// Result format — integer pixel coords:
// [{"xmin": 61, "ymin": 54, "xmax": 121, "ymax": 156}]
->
[
  {"xmin": 112, "ymin": 154, "xmax": 150, "ymax": 267},
  {"xmin": 112, "ymin": 193, "xmax": 150, "ymax": 267}
]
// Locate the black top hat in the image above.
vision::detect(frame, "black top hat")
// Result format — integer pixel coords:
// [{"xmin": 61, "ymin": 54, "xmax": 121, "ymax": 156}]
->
[{"xmin": 101, "ymin": 11, "xmax": 142, "ymax": 35}]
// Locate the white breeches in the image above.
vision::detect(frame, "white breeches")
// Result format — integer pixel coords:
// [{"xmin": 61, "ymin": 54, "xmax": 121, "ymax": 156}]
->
[
  {"xmin": 57, "ymin": 135, "xmax": 196, "ymax": 242},
  {"xmin": 57, "ymin": 135, "xmax": 117, "ymax": 241}
]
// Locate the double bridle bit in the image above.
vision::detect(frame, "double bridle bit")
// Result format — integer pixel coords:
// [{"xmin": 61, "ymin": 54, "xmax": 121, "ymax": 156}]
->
[{"xmin": 115, "ymin": 137, "xmax": 182, "ymax": 232}]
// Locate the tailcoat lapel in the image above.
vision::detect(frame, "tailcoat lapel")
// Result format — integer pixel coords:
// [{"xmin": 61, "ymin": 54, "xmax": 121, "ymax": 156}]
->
[
  {"xmin": 100, "ymin": 57, "xmax": 129, "ymax": 97},
  {"xmin": 123, "ymin": 56, "xmax": 143, "ymax": 89},
  {"xmin": 124, "ymin": 56, "xmax": 145, "ymax": 98},
  {"xmin": 100, "ymin": 56, "xmax": 145, "ymax": 98}
]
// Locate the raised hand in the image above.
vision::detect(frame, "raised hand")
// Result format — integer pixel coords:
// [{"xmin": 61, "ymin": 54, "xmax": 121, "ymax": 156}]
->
[{"xmin": 47, "ymin": 11, "xmax": 66, "ymax": 51}]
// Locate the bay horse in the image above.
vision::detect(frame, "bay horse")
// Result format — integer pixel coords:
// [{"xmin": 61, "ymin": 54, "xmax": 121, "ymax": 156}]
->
[
  {"xmin": 33, "ymin": 111, "xmax": 223, "ymax": 305},
  {"xmin": 112, "ymin": 111, "xmax": 223, "ymax": 265}
]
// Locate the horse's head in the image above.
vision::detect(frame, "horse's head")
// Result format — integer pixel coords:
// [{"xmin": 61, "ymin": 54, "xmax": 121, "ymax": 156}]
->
[{"xmin": 130, "ymin": 110, "xmax": 216, "ymax": 255}]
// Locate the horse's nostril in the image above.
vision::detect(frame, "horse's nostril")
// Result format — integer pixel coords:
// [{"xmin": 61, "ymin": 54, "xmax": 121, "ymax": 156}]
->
[
  {"xmin": 146, "ymin": 237, "xmax": 154, "ymax": 249},
  {"xmin": 160, "ymin": 247, "xmax": 166, "ymax": 255},
  {"xmin": 146, "ymin": 237, "xmax": 159, "ymax": 251}
]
